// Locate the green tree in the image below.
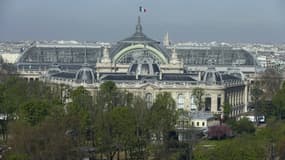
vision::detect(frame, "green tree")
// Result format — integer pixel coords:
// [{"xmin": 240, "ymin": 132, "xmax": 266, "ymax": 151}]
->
[
  {"xmin": 149, "ymin": 92, "xmax": 177, "ymax": 153},
  {"xmin": 18, "ymin": 100, "xmax": 52, "ymax": 126},
  {"xmin": 7, "ymin": 117, "xmax": 79, "ymax": 160},
  {"xmin": 66, "ymin": 86, "xmax": 95, "ymax": 147},
  {"xmin": 0, "ymin": 77, "xmax": 64, "ymax": 141},
  {"xmin": 98, "ymin": 81, "xmax": 119, "ymax": 111},
  {"xmin": 222, "ymin": 101, "xmax": 231, "ymax": 120},
  {"xmin": 130, "ymin": 96, "xmax": 150, "ymax": 159},
  {"xmin": 0, "ymin": 55, "xmax": 3, "ymax": 64},
  {"xmin": 0, "ymin": 78, "xmax": 83, "ymax": 159},
  {"xmin": 272, "ymin": 88, "xmax": 285, "ymax": 120},
  {"xmin": 94, "ymin": 81, "xmax": 142, "ymax": 160},
  {"xmin": 0, "ymin": 63, "xmax": 17, "ymax": 79},
  {"xmin": 70, "ymin": 86, "xmax": 93, "ymax": 111},
  {"xmin": 233, "ymin": 118, "xmax": 255, "ymax": 134},
  {"xmin": 1, "ymin": 77, "xmax": 28, "ymax": 115},
  {"xmin": 251, "ymin": 82, "xmax": 264, "ymax": 124},
  {"xmin": 0, "ymin": 77, "xmax": 62, "ymax": 117},
  {"xmin": 192, "ymin": 87, "xmax": 205, "ymax": 111},
  {"xmin": 110, "ymin": 107, "xmax": 136, "ymax": 158},
  {"xmin": 260, "ymin": 68, "xmax": 282, "ymax": 100}
]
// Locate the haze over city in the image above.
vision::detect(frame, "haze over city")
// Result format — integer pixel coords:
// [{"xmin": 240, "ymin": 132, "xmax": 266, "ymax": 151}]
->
[
  {"xmin": 1, "ymin": 0, "xmax": 285, "ymax": 43},
  {"xmin": 3, "ymin": 0, "xmax": 285, "ymax": 159}
]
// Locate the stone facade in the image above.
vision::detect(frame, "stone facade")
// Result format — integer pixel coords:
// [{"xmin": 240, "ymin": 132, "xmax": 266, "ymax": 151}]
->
[{"xmin": 16, "ymin": 17, "xmax": 250, "ymax": 117}]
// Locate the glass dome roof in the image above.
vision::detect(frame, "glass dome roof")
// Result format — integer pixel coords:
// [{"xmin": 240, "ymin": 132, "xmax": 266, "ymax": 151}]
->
[
  {"xmin": 128, "ymin": 57, "xmax": 160, "ymax": 76},
  {"xmin": 110, "ymin": 16, "xmax": 169, "ymax": 60},
  {"xmin": 201, "ymin": 67, "xmax": 222, "ymax": 84},
  {"xmin": 75, "ymin": 64, "xmax": 96, "ymax": 84}
]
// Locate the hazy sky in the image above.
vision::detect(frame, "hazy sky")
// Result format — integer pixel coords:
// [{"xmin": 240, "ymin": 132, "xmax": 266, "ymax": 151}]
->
[{"xmin": 0, "ymin": 0, "xmax": 285, "ymax": 43}]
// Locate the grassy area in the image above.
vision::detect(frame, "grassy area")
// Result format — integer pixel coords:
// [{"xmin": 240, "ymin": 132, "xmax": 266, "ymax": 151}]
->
[{"xmin": 192, "ymin": 119, "xmax": 285, "ymax": 160}]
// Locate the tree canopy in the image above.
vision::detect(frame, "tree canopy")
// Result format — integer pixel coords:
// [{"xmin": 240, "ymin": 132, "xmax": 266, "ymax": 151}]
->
[{"xmin": 192, "ymin": 87, "xmax": 205, "ymax": 111}]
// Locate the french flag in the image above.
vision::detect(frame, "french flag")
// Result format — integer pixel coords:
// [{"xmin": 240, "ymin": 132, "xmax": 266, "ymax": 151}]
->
[{"xmin": 139, "ymin": 6, "xmax": 147, "ymax": 13}]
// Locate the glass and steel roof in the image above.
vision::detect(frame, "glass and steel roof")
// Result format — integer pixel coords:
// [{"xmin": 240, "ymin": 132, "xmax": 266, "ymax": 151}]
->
[
  {"xmin": 120, "ymin": 16, "xmax": 159, "ymax": 44},
  {"xmin": 17, "ymin": 17, "xmax": 257, "ymax": 72},
  {"xmin": 109, "ymin": 16, "xmax": 170, "ymax": 61},
  {"xmin": 169, "ymin": 47, "xmax": 256, "ymax": 66}
]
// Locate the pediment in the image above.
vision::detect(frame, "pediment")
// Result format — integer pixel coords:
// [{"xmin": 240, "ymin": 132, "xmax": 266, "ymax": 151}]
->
[{"xmin": 138, "ymin": 83, "xmax": 160, "ymax": 90}]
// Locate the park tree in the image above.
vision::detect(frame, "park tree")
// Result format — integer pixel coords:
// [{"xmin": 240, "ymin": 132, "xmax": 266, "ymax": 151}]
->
[
  {"xmin": 66, "ymin": 86, "xmax": 95, "ymax": 146},
  {"xmin": 109, "ymin": 107, "xmax": 137, "ymax": 159},
  {"xmin": 18, "ymin": 100, "xmax": 52, "ymax": 126},
  {"xmin": 0, "ymin": 62, "xmax": 17, "ymax": 80},
  {"xmin": 251, "ymin": 69, "xmax": 282, "ymax": 120},
  {"xmin": 4, "ymin": 80, "xmax": 78, "ymax": 160},
  {"xmin": 5, "ymin": 78, "xmax": 256, "ymax": 159},
  {"xmin": 7, "ymin": 117, "xmax": 79, "ymax": 160},
  {"xmin": 69, "ymin": 86, "xmax": 93, "ymax": 111},
  {"xmin": 192, "ymin": 87, "xmax": 205, "ymax": 111},
  {"xmin": 0, "ymin": 78, "xmax": 34, "ymax": 140},
  {"xmin": 1, "ymin": 77, "xmax": 28, "ymax": 113},
  {"xmin": 93, "ymin": 81, "xmax": 145, "ymax": 160},
  {"xmin": 233, "ymin": 118, "xmax": 255, "ymax": 134},
  {"xmin": 0, "ymin": 56, "xmax": 8, "ymax": 81},
  {"xmin": 272, "ymin": 87, "xmax": 285, "ymax": 120},
  {"xmin": 98, "ymin": 81, "xmax": 119, "ymax": 111},
  {"xmin": 0, "ymin": 55, "xmax": 3, "ymax": 64},
  {"xmin": 130, "ymin": 96, "xmax": 150, "ymax": 159},
  {"xmin": 0, "ymin": 78, "xmax": 88, "ymax": 159},
  {"xmin": 222, "ymin": 101, "xmax": 232, "ymax": 120},
  {"xmin": 251, "ymin": 82, "xmax": 264, "ymax": 124},
  {"xmin": 0, "ymin": 83, "xmax": 8, "ymax": 140},
  {"xmin": 260, "ymin": 68, "xmax": 282, "ymax": 100},
  {"xmin": 148, "ymin": 92, "xmax": 177, "ymax": 158},
  {"xmin": 94, "ymin": 81, "xmax": 119, "ymax": 159},
  {"xmin": 0, "ymin": 77, "xmax": 62, "ymax": 117}
]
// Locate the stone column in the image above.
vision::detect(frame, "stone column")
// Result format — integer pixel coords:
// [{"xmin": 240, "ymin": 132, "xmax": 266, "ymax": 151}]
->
[
  {"xmin": 244, "ymin": 82, "xmax": 249, "ymax": 112},
  {"xmin": 239, "ymin": 90, "xmax": 241, "ymax": 106},
  {"xmin": 229, "ymin": 91, "xmax": 233, "ymax": 106},
  {"xmin": 184, "ymin": 92, "xmax": 190, "ymax": 111}
]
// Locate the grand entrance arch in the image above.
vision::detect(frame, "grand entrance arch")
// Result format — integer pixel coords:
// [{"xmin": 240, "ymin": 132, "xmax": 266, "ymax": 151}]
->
[{"xmin": 113, "ymin": 44, "xmax": 168, "ymax": 64}]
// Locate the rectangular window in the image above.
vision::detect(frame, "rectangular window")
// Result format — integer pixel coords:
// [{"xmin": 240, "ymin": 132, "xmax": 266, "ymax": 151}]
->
[
  {"xmin": 205, "ymin": 97, "xmax": 211, "ymax": 111},
  {"xmin": 190, "ymin": 96, "xmax": 197, "ymax": 111},
  {"xmin": 177, "ymin": 94, "xmax": 184, "ymax": 109},
  {"xmin": 217, "ymin": 97, "xmax": 221, "ymax": 111}
]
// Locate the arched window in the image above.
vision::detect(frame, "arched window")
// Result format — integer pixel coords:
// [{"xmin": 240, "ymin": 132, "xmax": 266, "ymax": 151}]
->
[
  {"xmin": 117, "ymin": 48, "xmax": 162, "ymax": 64},
  {"xmin": 190, "ymin": 95, "xmax": 197, "ymax": 111},
  {"xmin": 177, "ymin": 94, "xmax": 184, "ymax": 109}
]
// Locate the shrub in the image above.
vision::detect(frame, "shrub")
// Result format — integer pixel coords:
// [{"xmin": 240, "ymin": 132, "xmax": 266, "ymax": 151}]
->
[
  {"xmin": 207, "ymin": 124, "xmax": 233, "ymax": 140},
  {"xmin": 234, "ymin": 118, "xmax": 255, "ymax": 134}
]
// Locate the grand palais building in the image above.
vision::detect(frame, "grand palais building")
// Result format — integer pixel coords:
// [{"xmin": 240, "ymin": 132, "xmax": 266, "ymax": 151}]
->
[{"xmin": 16, "ymin": 17, "xmax": 257, "ymax": 117}]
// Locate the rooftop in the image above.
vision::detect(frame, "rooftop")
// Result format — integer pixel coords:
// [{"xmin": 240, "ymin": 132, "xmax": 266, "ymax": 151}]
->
[{"xmin": 190, "ymin": 112, "xmax": 215, "ymax": 120}]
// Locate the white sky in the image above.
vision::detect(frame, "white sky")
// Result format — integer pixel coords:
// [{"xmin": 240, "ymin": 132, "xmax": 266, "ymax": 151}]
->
[{"xmin": 0, "ymin": 0, "xmax": 284, "ymax": 43}]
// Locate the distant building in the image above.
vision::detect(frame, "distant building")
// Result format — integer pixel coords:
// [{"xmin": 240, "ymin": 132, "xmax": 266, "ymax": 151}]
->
[
  {"xmin": 190, "ymin": 112, "xmax": 219, "ymax": 128},
  {"xmin": 0, "ymin": 53, "xmax": 21, "ymax": 64},
  {"xmin": 16, "ymin": 17, "xmax": 251, "ymax": 116}
]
